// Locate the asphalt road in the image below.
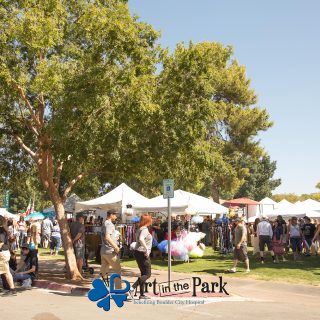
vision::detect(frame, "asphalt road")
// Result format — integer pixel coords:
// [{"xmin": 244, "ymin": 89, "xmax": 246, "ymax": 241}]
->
[{"xmin": 1, "ymin": 277, "xmax": 319, "ymax": 320}]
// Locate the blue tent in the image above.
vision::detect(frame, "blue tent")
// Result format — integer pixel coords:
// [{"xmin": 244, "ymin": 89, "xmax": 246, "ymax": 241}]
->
[
  {"xmin": 25, "ymin": 212, "xmax": 45, "ymax": 221},
  {"xmin": 43, "ymin": 211, "xmax": 56, "ymax": 219}
]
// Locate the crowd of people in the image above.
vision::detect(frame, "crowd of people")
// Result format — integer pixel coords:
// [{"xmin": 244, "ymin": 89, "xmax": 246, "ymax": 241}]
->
[
  {"xmin": 1, "ymin": 209, "xmax": 319, "ymax": 298},
  {"xmin": 251, "ymin": 215, "xmax": 319, "ymax": 260},
  {"xmin": 0, "ymin": 215, "xmax": 62, "ymax": 255},
  {"xmin": 229, "ymin": 215, "xmax": 320, "ymax": 273}
]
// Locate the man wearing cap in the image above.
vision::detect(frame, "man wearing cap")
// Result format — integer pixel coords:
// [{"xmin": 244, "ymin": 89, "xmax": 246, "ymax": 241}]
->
[
  {"xmin": 257, "ymin": 216, "xmax": 275, "ymax": 263},
  {"xmin": 100, "ymin": 209, "xmax": 122, "ymax": 289},
  {"xmin": 228, "ymin": 218, "xmax": 250, "ymax": 273},
  {"xmin": 70, "ymin": 213, "xmax": 86, "ymax": 274},
  {"xmin": 12, "ymin": 243, "xmax": 38, "ymax": 287}
]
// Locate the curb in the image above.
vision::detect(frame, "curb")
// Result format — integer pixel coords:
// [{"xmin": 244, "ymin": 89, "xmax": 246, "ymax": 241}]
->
[{"xmin": 33, "ymin": 280, "xmax": 90, "ymax": 296}]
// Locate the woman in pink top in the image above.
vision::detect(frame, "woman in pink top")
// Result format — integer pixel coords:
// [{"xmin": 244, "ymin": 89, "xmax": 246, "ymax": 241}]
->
[{"xmin": 17, "ymin": 216, "xmax": 26, "ymax": 249}]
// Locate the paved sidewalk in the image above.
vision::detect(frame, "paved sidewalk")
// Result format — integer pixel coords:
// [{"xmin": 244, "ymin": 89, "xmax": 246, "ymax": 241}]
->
[
  {"xmin": 35, "ymin": 259, "xmax": 320, "ymax": 301},
  {"xmin": 3, "ymin": 259, "xmax": 319, "ymax": 320}
]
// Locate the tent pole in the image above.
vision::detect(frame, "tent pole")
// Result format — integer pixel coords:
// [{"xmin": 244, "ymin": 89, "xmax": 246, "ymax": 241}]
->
[{"xmin": 168, "ymin": 197, "xmax": 172, "ymax": 284}]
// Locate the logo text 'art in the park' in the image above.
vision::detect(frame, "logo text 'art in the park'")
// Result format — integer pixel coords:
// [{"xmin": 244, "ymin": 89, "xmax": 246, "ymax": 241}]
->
[
  {"xmin": 88, "ymin": 274, "xmax": 229, "ymax": 312},
  {"xmin": 88, "ymin": 274, "xmax": 130, "ymax": 312}
]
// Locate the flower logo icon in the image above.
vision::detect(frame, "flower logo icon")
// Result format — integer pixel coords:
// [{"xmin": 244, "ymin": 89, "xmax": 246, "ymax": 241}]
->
[{"xmin": 88, "ymin": 274, "xmax": 130, "ymax": 312}]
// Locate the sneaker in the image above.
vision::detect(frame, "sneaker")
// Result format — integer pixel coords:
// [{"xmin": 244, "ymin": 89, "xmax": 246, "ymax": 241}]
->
[
  {"xmin": 21, "ymin": 278, "xmax": 32, "ymax": 288},
  {"xmin": 1, "ymin": 289, "xmax": 17, "ymax": 297},
  {"xmin": 125, "ymin": 294, "xmax": 133, "ymax": 302},
  {"xmin": 139, "ymin": 295, "xmax": 151, "ymax": 300},
  {"xmin": 129, "ymin": 286, "xmax": 136, "ymax": 298},
  {"xmin": 226, "ymin": 268, "xmax": 236, "ymax": 273},
  {"xmin": 245, "ymin": 269, "xmax": 251, "ymax": 273}
]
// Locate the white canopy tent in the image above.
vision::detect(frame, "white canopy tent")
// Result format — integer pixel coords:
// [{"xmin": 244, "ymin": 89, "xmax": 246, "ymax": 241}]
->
[
  {"xmin": 297, "ymin": 199, "xmax": 320, "ymax": 211},
  {"xmin": 278, "ymin": 199, "xmax": 294, "ymax": 206},
  {"xmin": 259, "ymin": 197, "xmax": 278, "ymax": 215},
  {"xmin": 75, "ymin": 183, "xmax": 186, "ymax": 221},
  {"xmin": 0, "ymin": 208, "xmax": 19, "ymax": 220},
  {"xmin": 268, "ymin": 199, "xmax": 320, "ymax": 219},
  {"xmin": 133, "ymin": 189, "xmax": 228, "ymax": 215},
  {"xmin": 75, "ymin": 183, "xmax": 147, "ymax": 211}
]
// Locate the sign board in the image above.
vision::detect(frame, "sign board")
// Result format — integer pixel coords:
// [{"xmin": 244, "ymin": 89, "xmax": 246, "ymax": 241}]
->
[
  {"xmin": 163, "ymin": 179, "xmax": 174, "ymax": 199},
  {"xmin": 3, "ymin": 191, "xmax": 10, "ymax": 209}
]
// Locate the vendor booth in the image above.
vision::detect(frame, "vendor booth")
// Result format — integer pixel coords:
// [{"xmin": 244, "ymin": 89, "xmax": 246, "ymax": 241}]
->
[
  {"xmin": 75, "ymin": 183, "xmax": 150, "ymax": 221},
  {"xmin": 223, "ymin": 197, "xmax": 261, "ymax": 222},
  {"xmin": 133, "ymin": 189, "xmax": 227, "ymax": 215},
  {"xmin": 75, "ymin": 183, "xmax": 154, "ymax": 261}
]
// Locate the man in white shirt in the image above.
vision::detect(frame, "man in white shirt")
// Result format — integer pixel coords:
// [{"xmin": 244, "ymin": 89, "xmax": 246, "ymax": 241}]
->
[
  {"xmin": 100, "ymin": 209, "xmax": 122, "ymax": 289},
  {"xmin": 257, "ymin": 216, "xmax": 275, "ymax": 264}
]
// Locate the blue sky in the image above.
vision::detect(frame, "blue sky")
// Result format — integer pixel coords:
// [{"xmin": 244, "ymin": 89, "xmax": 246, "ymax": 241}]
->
[{"xmin": 129, "ymin": 0, "xmax": 320, "ymax": 195}]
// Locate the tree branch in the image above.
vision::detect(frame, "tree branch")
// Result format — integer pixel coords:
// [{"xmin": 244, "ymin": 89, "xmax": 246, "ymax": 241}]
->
[
  {"xmin": 55, "ymin": 161, "xmax": 64, "ymax": 188},
  {"xmin": 13, "ymin": 134, "xmax": 37, "ymax": 161},
  {"xmin": 15, "ymin": 84, "xmax": 42, "ymax": 129},
  {"xmin": 63, "ymin": 172, "xmax": 87, "ymax": 201},
  {"xmin": 35, "ymin": 93, "xmax": 45, "ymax": 126},
  {"xmin": 16, "ymin": 103, "xmax": 40, "ymax": 137},
  {"xmin": 62, "ymin": 169, "xmax": 100, "ymax": 201}
]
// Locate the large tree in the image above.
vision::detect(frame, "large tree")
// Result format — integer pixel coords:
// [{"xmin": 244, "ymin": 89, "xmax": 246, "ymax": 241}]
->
[
  {"xmin": 150, "ymin": 42, "xmax": 273, "ymax": 201},
  {"xmin": 0, "ymin": 0, "xmax": 159, "ymax": 279},
  {"xmin": 0, "ymin": 1, "xmax": 275, "ymax": 280},
  {"xmin": 233, "ymin": 155, "xmax": 281, "ymax": 201}
]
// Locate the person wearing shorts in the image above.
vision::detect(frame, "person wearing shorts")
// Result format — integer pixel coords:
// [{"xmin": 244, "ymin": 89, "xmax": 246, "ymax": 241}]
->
[
  {"xmin": 0, "ymin": 240, "xmax": 16, "ymax": 295},
  {"xmin": 70, "ymin": 213, "xmax": 86, "ymax": 274},
  {"xmin": 228, "ymin": 218, "xmax": 250, "ymax": 273},
  {"xmin": 50, "ymin": 220, "xmax": 61, "ymax": 256},
  {"xmin": 42, "ymin": 217, "xmax": 53, "ymax": 249},
  {"xmin": 257, "ymin": 216, "xmax": 275, "ymax": 264},
  {"xmin": 100, "ymin": 209, "xmax": 122, "ymax": 290},
  {"xmin": 289, "ymin": 217, "xmax": 302, "ymax": 261}
]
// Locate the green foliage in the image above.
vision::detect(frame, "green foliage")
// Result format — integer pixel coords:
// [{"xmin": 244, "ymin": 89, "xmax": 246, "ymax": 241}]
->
[
  {"xmin": 272, "ymin": 193, "xmax": 320, "ymax": 203},
  {"xmin": 234, "ymin": 155, "xmax": 281, "ymax": 201},
  {"xmin": 0, "ymin": 1, "xmax": 274, "ymax": 206},
  {"xmin": 149, "ymin": 42, "xmax": 273, "ymax": 199},
  {"xmin": 316, "ymin": 182, "xmax": 320, "ymax": 190},
  {"xmin": 0, "ymin": 0, "xmax": 160, "ymax": 200}
]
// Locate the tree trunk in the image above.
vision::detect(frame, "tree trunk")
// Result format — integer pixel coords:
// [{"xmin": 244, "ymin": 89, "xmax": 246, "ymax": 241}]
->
[
  {"xmin": 53, "ymin": 199, "xmax": 83, "ymax": 280},
  {"xmin": 211, "ymin": 182, "xmax": 220, "ymax": 204}
]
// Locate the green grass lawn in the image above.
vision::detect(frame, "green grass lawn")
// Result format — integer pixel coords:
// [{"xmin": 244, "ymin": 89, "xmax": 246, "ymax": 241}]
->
[
  {"xmin": 121, "ymin": 248, "xmax": 320, "ymax": 286},
  {"xmin": 36, "ymin": 248, "xmax": 65, "ymax": 260},
  {"xmin": 33, "ymin": 247, "xmax": 320, "ymax": 286}
]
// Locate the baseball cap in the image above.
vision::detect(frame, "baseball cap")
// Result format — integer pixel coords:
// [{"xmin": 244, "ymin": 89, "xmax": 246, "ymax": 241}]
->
[
  {"xmin": 234, "ymin": 217, "xmax": 241, "ymax": 222},
  {"xmin": 21, "ymin": 243, "xmax": 30, "ymax": 249}
]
